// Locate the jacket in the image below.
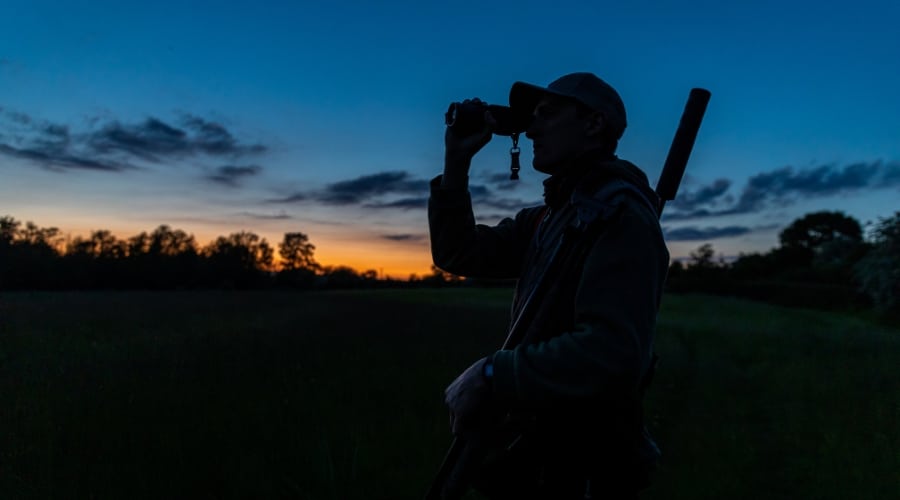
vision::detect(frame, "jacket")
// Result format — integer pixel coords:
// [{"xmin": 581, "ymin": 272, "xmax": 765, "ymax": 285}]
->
[{"xmin": 428, "ymin": 152, "xmax": 669, "ymax": 475}]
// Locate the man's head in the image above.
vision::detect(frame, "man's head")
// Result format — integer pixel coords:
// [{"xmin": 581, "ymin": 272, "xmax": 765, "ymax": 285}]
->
[{"xmin": 509, "ymin": 72, "xmax": 626, "ymax": 174}]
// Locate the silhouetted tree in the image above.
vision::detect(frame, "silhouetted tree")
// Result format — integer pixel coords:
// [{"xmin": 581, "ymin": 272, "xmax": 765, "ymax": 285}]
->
[
  {"xmin": 6, "ymin": 207, "xmax": 884, "ymax": 303},
  {"xmin": 203, "ymin": 231, "xmax": 273, "ymax": 288},
  {"xmin": 278, "ymin": 232, "xmax": 319, "ymax": 271},
  {"xmin": 662, "ymin": 243, "xmax": 729, "ymax": 294},
  {"xmin": 19, "ymin": 221, "xmax": 64, "ymax": 251},
  {"xmin": 64, "ymin": 233, "xmax": 104, "ymax": 288},
  {"xmin": 775, "ymin": 211, "xmax": 866, "ymax": 284},
  {"xmin": 319, "ymin": 265, "xmax": 363, "ymax": 289},
  {"xmin": 275, "ymin": 232, "xmax": 319, "ymax": 289},
  {"xmin": 88, "ymin": 230, "xmax": 127, "ymax": 258},
  {"xmin": 1, "ymin": 217, "xmax": 64, "ymax": 288},
  {"xmin": 666, "ymin": 259, "xmax": 685, "ymax": 281},
  {"xmin": 0, "ymin": 217, "xmax": 17, "ymax": 286},
  {"xmin": 778, "ymin": 211, "xmax": 863, "ymax": 263},
  {"xmin": 149, "ymin": 225, "xmax": 197, "ymax": 257},
  {"xmin": 729, "ymin": 252, "xmax": 775, "ymax": 280},
  {"xmin": 687, "ymin": 243, "xmax": 717, "ymax": 271},
  {"xmin": 0, "ymin": 216, "xmax": 18, "ymax": 247},
  {"xmin": 122, "ymin": 226, "xmax": 200, "ymax": 288},
  {"xmin": 855, "ymin": 212, "xmax": 900, "ymax": 313}
]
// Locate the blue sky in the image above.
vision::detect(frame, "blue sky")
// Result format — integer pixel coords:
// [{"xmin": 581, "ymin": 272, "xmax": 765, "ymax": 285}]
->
[{"xmin": 2, "ymin": 0, "xmax": 898, "ymax": 276}]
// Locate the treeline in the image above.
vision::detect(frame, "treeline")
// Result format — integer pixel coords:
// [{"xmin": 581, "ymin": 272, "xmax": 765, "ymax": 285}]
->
[
  {"xmin": 2, "ymin": 211, "xmax": 898, "ymax": 315},
  {"xmin": 0, "ymin": 216, "xmax": 455, "ymax": 290},
  {"xmin": 665, "ymin": 210, "xmax": 900, "ymax": 316}
]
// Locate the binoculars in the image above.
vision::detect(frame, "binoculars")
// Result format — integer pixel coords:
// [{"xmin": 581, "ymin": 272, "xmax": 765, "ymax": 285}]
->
[{"xmin": 444, "ymin": 100, "xmax": 532, "ymax": 137}]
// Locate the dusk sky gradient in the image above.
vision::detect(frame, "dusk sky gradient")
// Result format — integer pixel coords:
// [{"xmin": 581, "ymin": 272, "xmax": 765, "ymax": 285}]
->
[{"xmin": 2, "ymin": 0, "xmax": 899, "ymax": 277}]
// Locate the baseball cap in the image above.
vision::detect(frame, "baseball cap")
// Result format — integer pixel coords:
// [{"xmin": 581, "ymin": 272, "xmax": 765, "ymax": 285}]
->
[{"xmin": 509, "ymin": 72, "xmax": 627, "ymax": 139}]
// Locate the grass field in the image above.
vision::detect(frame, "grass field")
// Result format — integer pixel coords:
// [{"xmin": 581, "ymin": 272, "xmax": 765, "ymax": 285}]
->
[{"xmin": 1, "ymin": 289, "xmax": 898, "ymax": 499}]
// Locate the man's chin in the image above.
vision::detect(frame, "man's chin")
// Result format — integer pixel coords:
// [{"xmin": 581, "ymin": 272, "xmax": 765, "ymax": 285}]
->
[{"xmin": 532, "ymin": 161, "xmax": 557, "ymax": 175}]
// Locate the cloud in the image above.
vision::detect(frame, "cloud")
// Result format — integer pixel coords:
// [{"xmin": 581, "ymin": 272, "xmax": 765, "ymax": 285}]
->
[
  {"xmin": 475, "ymin": 196, "xmax": 542, "ymax": 211},
  {"xmin": 181, "ymin": 114, "xmax": 267, "ymax": 156},
  {"xmin": 87, "ymin": 118, "xmax": 186, "ymax": 161},
  {"xmin": 670, "ymin": 178, "xmax": 731, "ymax": 211},
  {"xmin": 661, "ymin": 209, "xmax": 716, "ymax": 222},
  {"xmin": 468, "ymin": 184, "xmax": 491, "ymax": 197},
  {"xmin": 364, "ymin": 197, "xmax": 428, "ymax": 210},
  {"xmin": 0, "ymin": 143, "xmax": 128, "ymax": 172},
  {"xmin": 87, "ymin": 116, "xmax": 265, "ymax": 161},
  {"xmin": 484, "ymin": 173, "xmax": 515, "ymax": 183},
  {"xmin": 476, "ymin": 213, "xmax": 514, "ymax": 222},
  {"xmin": 663, "ymin": 225, "xmax": 752, "ymax": 241},
  {"xmin": 263, "ymin": 170, "xmax": 537, "ymax": 213},
  {"xmin": 267, "ymin": 193, "xmax": 307, "ymax": 203},
  {"xmin": 734, "ymin": 162, "xmax": 879, "ymax": 211},
  {"xmin": 878, "ymin": 162, "xmax": 900, "ymax": 188},
  {"xmin": 482, "ymin": 172, "xmax": 523, "ymax": 191},
  {"xmin": 267, "ymin": 171, "xmax": 433, "ymax": 208},
  {"xmin": 236, "ymin": 211, "xmax": 291, "ymax": 220},
  {"xmin": 318, "ymin": 171, "xmax": 429, "ymax": 205},
  {"xmin": 666, "ymin": 160, "xmax": 900, "ymax": 220},
  {"xmin": 468, "ymin": 175, "xmax": 538, "ymax": 211},
  {"xmin": 0, "ymin": 107, "xmax": 32, "ymax": 125},
  {"xmin": 207, "ymin": 165, "xmax": 263, "ymax": 186},
  {"xmin": 0, "ymin": 107, "xmax": 267, "ymax": 173},
  {"xmin": 382, "ymin": 234, "xmax": 425, "ymax": 242}
]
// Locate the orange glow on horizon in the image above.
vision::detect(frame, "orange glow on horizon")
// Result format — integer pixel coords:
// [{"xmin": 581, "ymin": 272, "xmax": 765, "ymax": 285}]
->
[
  {"xmin": 10, "ymin": 212, "xmax": 743, "ymax": 279},
  {"xmin": 315, "ymin": 255, "xmax": 434, "ymax": 280},
  {"xmin": 312, "ymin": 237, "xmax": 435, "ymax": 279},
  {"xmin": 32, "ymin": 217, "xmax": 437, "ymax": 280},
  {"xmin": 7, "ymin": 211, "xmax": 778, "ymax": 280}
]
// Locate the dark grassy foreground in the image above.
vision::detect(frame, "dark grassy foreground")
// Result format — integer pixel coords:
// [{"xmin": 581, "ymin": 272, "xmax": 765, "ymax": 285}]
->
[{"xmin": 1, "ymin": 290, "xmax": 897, "ymax": 499}]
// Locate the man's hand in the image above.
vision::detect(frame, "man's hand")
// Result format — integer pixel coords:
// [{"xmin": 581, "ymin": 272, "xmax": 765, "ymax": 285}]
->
[
  {"xmin": 442, "ymin": 99, "xmax": 495, "ymax": 189},
  {"xmin": 444, "ymin": 356, "xmax": 494, "ymax": 436}
]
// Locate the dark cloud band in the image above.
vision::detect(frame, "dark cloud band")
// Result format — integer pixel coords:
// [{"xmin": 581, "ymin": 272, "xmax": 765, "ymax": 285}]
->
[
  {"xmin": 0, "ymin": 108, "xmax": 266, "ymax": 173},
  {"xmin": 364, "ymin": 198, "xmax": 428, "ymax": 210},
  {"xmin": 318, "ymin": 171, "xmax": 429, "ymax": 205},
  {"xmin": 663, "ymin": 225, "xmax": 752, "ymax": 241},
  {"xmin": 207, "ymin": 165, "xmax": 263, "ymax": 186},
  {"xmin": 236, "ymin": 211, "xmax": 292, "ymax": 220},
  {"xmin": 265, "ymin": 169, "xmax": 539, "ymax": 214},
  {"xmin": 0, "ymin": 143, "xmax": 128, "ymax": 172},
  {"xmin": 382, "ymin": 234, "xmax": 424, "ymax": 242},
  {"xmin": 666, "ymin": 160, "xmax": 900, "ymax": 220}
]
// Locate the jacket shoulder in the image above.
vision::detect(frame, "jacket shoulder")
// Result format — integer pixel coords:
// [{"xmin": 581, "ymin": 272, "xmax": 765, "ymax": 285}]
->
[{"xmin": 571, "ymin": 178, "xmax": 659, "ymax": 231}]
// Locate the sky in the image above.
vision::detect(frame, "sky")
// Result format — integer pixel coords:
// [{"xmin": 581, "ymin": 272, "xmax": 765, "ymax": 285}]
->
[{"xmin": 2, "ymin": 0, "xmax": 899, "ymax": 278}]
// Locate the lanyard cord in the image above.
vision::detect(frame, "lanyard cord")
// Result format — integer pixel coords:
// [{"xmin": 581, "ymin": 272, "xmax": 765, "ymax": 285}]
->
[{"xmin": 509, "ymin": 132, "xmax": 521, "ymax": 180}]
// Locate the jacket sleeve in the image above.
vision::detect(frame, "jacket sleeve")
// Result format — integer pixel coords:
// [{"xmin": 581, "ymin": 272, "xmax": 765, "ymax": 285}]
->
[
  {"xmin": 428, "ymin": 175, "xmax": 543, "ymax": 279},
  {"xmin": 490, "ymin": 199, "xmax": 669, "ymax": 409}
]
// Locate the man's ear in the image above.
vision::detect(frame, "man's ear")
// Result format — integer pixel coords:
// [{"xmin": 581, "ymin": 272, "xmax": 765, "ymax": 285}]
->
[{"xmin": 584, "ymin": 111, "xmax": 606, "ymax": 138}]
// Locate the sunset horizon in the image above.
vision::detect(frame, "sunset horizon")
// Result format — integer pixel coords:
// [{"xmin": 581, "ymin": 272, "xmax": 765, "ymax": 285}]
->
[{"xmin": 3, "ymin": 1, "xmax": 898, "ymax": 281}]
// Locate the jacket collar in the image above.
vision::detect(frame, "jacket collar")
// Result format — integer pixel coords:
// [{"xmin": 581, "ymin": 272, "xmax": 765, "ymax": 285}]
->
[
  {"xmin": 542, "ymin": 150, "xmax": 616, "ymax": 209},
  {"xmin": 542, "ymin": 150, "xmax": 657, "ymax": 210}
]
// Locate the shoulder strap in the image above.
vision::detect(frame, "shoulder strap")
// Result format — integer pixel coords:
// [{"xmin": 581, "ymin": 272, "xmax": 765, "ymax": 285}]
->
[{"xmin": 531, "ymin": 205, "xmax": 550, "ymax": 239}]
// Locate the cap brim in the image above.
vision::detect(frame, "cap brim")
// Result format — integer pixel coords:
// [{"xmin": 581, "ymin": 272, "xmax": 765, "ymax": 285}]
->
[{"xmin": 509, "ymin": 81, "xmax": 573, "ymax": 113}]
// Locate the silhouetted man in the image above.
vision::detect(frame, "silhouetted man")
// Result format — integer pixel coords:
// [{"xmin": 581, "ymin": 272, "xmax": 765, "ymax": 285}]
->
[{"xmin": 429, "ymin": 73, "xmax": 668, "ymax": 499}]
